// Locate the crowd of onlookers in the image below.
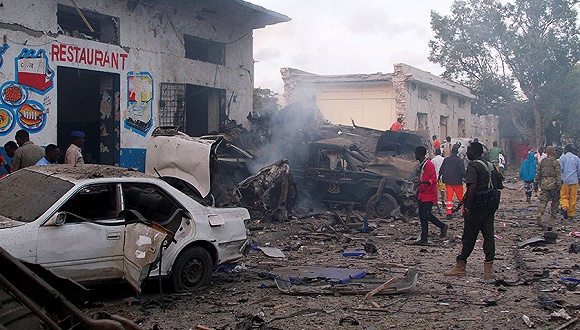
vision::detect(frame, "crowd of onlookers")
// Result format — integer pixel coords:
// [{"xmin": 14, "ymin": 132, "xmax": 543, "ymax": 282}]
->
[{"xmin": 0, "ymin": 129, "xmax": 85, "ymax": 177}]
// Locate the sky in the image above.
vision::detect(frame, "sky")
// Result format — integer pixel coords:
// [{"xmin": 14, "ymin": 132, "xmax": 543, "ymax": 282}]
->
[{"xmin": 248, "ymin": 1, "xmax": 456, "ymax": 94}]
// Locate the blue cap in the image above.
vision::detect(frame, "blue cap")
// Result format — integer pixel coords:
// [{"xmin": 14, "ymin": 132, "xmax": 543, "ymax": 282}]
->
[{"xmin": 71, "ymin": 131, "xmax": 85, "ymax": 138}]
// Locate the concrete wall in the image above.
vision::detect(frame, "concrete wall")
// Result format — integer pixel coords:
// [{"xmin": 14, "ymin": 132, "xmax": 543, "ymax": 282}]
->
[
  {"xmin": 281, "ymin": 64, "xmax": 485, "ymax": 141},
  {"xmin": 314, "ymin": 82, "xmax": 397, "ymax": 130},
  {"xmin": 0, "ymin": 0, "xmax": 255, "ymax": 170},
  {"xmin": 393, "ymin": 63, "xmax": 474, "ymax": 140}
]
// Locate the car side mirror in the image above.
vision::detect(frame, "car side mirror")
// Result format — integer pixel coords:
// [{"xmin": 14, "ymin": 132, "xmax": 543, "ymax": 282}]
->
[{"xmin": 47, "ymin": 212, "xmax": 66, "ymax": 226}]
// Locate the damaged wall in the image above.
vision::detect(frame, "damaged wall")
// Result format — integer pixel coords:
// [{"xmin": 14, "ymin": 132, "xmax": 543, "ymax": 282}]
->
[
  {"xmin": 0, "ymin": 0, "xmax": 288, "ymax": 171},
  {"xmin": 281, "ymin": 64, "xmax": 495, "ymax": 143}
]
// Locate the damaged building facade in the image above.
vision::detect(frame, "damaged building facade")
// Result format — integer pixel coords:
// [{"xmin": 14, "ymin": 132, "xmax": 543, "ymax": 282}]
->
[
  {"xmin": 0, "ymin": 0, "xmax": 288, "ymax": 172},
  {"xmin": 281, "ymin": 63, "xmax": 499, "ymax": 147}
]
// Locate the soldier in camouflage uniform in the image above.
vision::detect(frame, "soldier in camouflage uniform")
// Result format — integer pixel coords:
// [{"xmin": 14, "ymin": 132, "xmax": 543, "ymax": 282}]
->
[{"xmin": 536, "ymin": 146, "xmax": 561, "ymax": 230}]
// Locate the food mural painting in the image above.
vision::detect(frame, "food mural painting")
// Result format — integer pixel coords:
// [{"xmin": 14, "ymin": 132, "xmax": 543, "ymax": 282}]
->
[{"xmin": 0, "ymin": 46, "xmax": 53, "ymax": 135}]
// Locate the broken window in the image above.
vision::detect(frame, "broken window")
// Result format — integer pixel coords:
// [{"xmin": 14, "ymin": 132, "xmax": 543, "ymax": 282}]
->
[
  {"xmin": 418, "ymin": 87, "xmax": 428, "ymax": 100},
  {"xmin": 440, "ymin": 93, "xmax": 448, "ymax": 105},
  {"xmin": 57, "ymin": 4, "xmax": 119, "ymax": 44},
  {"xmin": 122, "ymin": 183, "xmax": 180, "ymax": 225},
  {"xmin": 458, "ymin": 98, "xmax": 466, "ymax": 109},
  {"xmin": 440, "ymin": 116, "xmax": 448, "ymax": 139},
  {"xmin": 417, "ymin": 113, "xmax": 428, "ymax": 131},
  {"xmin": 59, "ymin": 184, "xmax": 118, "ymax": 221},
  {"xmin": 458, "ymin": 119, "xmax": 466, "ymax": 138},
  {"xmin": 184, "ymin": 35, "xmax": 225, "ymax": 65},
  {"xmin": 159, "ymin": 83, "xmax": 186, "ymax": 130}
]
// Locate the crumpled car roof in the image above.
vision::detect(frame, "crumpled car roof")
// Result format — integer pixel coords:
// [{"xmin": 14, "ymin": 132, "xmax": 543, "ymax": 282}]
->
[{"xmin": 17, "ymin": 164, "xmax": 152, "ymax": 183}]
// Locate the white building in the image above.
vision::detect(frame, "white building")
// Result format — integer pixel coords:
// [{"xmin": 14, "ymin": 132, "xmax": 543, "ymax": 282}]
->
[
  {"xmin": 281, "ymin": 64, "xmax": 499, "ymax": 145},
  {"xmin": 0, "ymin": 0, "xmax": 288, "ymax": 171}
]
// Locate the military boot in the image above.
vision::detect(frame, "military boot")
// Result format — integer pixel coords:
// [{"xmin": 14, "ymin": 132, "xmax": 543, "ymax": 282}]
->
[
  {"xmin": 483, "ymin": 261, "xmax": 494, "ymax": 280},
  {"xmin": 444, "ymin": 260, "xmax": 466, "ymax": 276}
]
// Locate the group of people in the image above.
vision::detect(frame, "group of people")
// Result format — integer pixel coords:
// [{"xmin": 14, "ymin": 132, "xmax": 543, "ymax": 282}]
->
[
  {"xmin": 519, "ymin": 144, "xmax": 580, "ymax": 230},
  {"xmin": 430, "ymin": 138, "xmax": 466, "ymax": 219},
  {"xmin": 414, "ymin": 141, "xmax": 503, "ymax": 280},
  {"xmin": 1, "ymin": 130, "xmax": 86, "ymax": 176}
]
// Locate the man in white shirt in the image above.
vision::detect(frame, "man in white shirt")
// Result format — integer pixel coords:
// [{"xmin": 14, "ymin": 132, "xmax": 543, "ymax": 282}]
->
[{"xmin": 431, "ymin": 148, "xmax": 445, "ymax": 205}]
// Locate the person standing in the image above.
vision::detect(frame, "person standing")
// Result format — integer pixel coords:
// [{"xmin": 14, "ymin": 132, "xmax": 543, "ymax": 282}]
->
[
  {"xmin": 439, "ymin": 145, "xmax": 466, "ymax": 220},
  {"xmin": 431, "ymin": 148, "xmax": 445, "ymax": 207},
  {"xmin": 390, "ymin": 117, "xmax": 403, "ymax": 132},
  {"xmin": 519, "ymin": 151, "xmax": 537, "ymax": 203},
  {"xmin": 11, "ymin": 130, "xmax": 45, "ymax": 171},
  {"xmin": 432, "ymin": 135, "xmax": 441, "ymax": 154},
  {"xmin": 2, "ymin": 141, "xmax": 17, "ymax": 175},
  {"xmin": 444, "ymin": 142, "xmax": 503, "ymax": 279},
  {"xmin": 412, "ymin": 146, "xmax": 448, "ymax": 245},
  {"xmin": 488, "ymin": 142, "xmax": 502, "ymax": 171},
  {"xmin": 559, "ymin": 144, "xmax": 580, "ymax": 220},
  {"xmin": 498, "ymin": 152, "xmax": 506, "ymax": 176},
  {"xmin": 35, "ymin": 144, "xmax": 61, "ymax": 166},
  {"xmin": 65, "ymin": 131, "xmax": 85, "ymax": 166},
  {"xmin": 442, "ymin": 136, "xmax": 453, "ymax": 158},
  {"xmin": 536, "ymin": 146, "xmax": 561, "ymax": 230}
]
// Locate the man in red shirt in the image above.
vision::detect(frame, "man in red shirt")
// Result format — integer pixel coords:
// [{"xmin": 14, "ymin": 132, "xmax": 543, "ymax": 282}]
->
[
  {"xmin": 390, "ymin": 118, "xmax": 403, "ymax": 131},
  {"xmin": 432, "ymin": 135, "xmax": 441, "ymax": 154},
  {"xmin": 413, "ymin": 146, "xmax": 448, "ymax": 245}
]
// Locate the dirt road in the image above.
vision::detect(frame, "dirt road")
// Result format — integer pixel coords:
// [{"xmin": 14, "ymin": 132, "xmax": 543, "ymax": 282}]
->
[{"xmin": 90, "ymin": 178, "xmax": 580, "ymax": 330}]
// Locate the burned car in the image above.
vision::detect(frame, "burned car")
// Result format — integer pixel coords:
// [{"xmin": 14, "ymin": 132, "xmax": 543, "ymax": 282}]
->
[
  {"xmin": 147, "ymin": 128, "xmax": 297, "ymax": 221},
  {"xmin": 294, "ymin": 137, "xmax": 415, "ymax": 217},
  {"xmin": 0, "ymin": 165, "xmax": 249, "ymax": 292}
]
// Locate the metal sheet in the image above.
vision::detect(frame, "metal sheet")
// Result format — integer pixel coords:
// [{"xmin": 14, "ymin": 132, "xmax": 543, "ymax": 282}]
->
[
  {"xmin": 123, "ymin": 223, "xmax": 167, "ymax": 292},
  {"xmin": 145, "ymin": 132, "xmax": 217, "ymax": 198}
]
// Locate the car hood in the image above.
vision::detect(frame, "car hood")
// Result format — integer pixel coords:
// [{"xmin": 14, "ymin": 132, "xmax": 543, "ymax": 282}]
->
[
  {"xmin": 146, "ymin": 131, "xmax": 219, "ymax": 198},
  {"xmin": 0, "ymin": 216, "xmax": 27, "ymax": 229}
]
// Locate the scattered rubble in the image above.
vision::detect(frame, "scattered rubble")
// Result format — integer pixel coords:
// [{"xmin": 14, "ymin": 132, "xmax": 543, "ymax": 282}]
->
[{"xmin": 85, "ymin": 172, "xmax": 580, "ymax": 329}]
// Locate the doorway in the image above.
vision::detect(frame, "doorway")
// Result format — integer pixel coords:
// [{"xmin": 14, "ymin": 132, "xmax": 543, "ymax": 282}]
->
[
  {"xmin": 184, "ymin": 84, "xmax": 225, "ymax": 136},
  {"xmin": 57, "ymin": 67, "xmax": 120, "ymax": 165}
]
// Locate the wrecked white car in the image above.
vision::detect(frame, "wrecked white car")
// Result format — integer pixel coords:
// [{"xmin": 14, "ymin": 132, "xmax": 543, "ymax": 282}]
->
[{"xmin": 0, "ymin": 164, "xmax": 249, "ymax": 292}]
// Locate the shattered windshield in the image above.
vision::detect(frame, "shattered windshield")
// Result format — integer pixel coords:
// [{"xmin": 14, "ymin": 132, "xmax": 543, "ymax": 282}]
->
[{"xmin": 0, "ymin": 170, "xmax": 74, "ymax": 222}]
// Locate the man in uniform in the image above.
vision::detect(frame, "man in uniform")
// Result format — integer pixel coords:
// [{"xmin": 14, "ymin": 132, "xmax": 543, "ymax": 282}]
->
[
  {"xmin": 444, "ymin": 142, "xmax": 503, "ymax": 279},
  {"xmin": 65, "ymin": 131, "xmax": 85, "ymax": 166},
  {"xmin": 11, "ymin": 129, "xmax": 45, "ymax": 171},
  {"xmin": 536, "ymin": 146, "xmax": 561, "ymax": 230}
]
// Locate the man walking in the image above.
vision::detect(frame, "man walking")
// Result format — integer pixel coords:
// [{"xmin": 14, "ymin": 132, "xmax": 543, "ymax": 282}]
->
[
  {"xmin": 439, "ymin": 145, "xmax": 466, "ymax": 220},
  {"xmin": 536, "ymin": 146, "xmax": 561, "ymax": 230},
  {"xmin": 11, "ymin": 129, "xmax": 45, "ymax": 171},
  {"xmin": 559, "ymin": 144, "xmax": 580, "ymax": 220},
  {"xmin": 412, "ymin": 146, "xmax": 448, "ymax": 245},
  {"xmin": 444, "ymin": 142, "xmax": 503, "ymax": 279}
]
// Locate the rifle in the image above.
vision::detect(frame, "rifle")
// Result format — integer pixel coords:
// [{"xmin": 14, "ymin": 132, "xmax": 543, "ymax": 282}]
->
[{"xmin": 451, "ymin": 199, "xmax": 465, "ymax": 214}]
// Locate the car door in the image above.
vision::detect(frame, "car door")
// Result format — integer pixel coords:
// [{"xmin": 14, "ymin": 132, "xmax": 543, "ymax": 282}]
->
[{"xmin": 36, "ymin": 183, "xmax": 125, "ymax": 283}]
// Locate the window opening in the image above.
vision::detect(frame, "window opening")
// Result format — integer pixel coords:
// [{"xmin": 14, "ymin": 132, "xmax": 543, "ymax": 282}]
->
[
  {"xmin": 418, "ymin": 87, "xmax": 428, "ymax": 100},
  {"xmin": 57, "ymin": 4, "xmax": 119, "ymax": 44},
  {"xmin": 184, "ymin": 35, "xmax": 225, "ymax": 65},
  {"xmin": 59, "ymin": 184, "xmax": 118, "ymax": 221}
]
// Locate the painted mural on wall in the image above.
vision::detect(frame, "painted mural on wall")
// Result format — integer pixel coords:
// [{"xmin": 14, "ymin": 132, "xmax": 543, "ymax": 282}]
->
[
  {"xmin": 0, "ymin": 46, "xmax": 53, "ymax": 135},
  {"xmin": 125, "ymin": 71, "xmax": 153, "ymax": 136}
]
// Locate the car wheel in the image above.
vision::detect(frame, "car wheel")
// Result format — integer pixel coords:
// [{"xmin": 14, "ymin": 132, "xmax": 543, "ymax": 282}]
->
[
  {"xmin": 171, "ymin": 246, "xmax": 213, "ymax": 292},
  {"xmin": 368, "ymin": 193, "xmax": 398, "ymax": 218}
]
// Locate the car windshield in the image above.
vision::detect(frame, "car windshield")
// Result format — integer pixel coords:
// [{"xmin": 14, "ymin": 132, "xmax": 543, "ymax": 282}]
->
[{"xmin": 0, "ymin": 170, "xmax": 74, "ymax": 222}]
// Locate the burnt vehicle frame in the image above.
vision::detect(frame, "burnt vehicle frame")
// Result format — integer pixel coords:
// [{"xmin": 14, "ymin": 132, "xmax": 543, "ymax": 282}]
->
[{"xmin": 294, "ymin": 137, "xmax": 415, "ymax": 218}]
